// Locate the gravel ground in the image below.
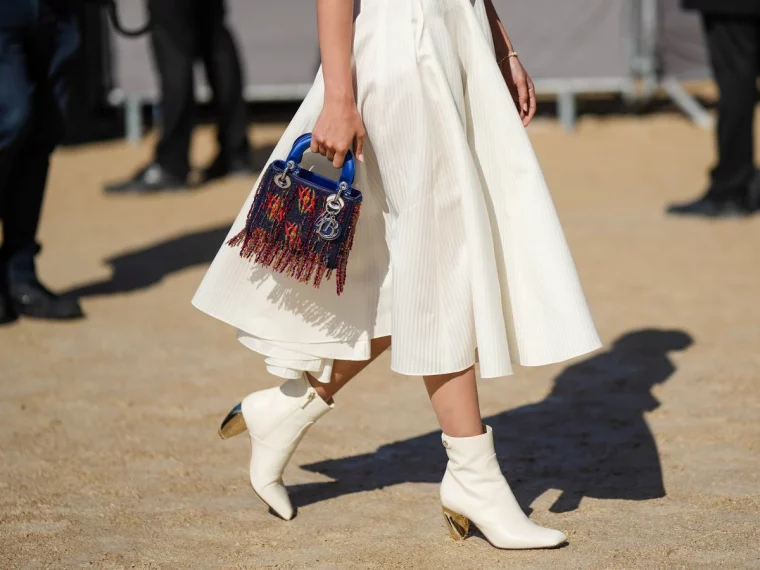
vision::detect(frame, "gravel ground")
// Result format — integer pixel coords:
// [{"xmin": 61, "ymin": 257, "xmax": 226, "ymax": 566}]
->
[{"xmin": 1, "ymin": 111, "xmax": 759, "ymax": 569}]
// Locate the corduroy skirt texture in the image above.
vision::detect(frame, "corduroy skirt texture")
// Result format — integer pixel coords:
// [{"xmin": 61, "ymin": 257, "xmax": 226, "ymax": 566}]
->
[{"xmin": 192, "ymin": 0, "xmax": 603, "ymax": 382}]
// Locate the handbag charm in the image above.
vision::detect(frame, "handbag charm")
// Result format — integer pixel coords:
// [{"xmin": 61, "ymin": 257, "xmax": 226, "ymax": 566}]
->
[{"xmin": 227, "ymin": 133, "xmax": 362, "ymax": 295}]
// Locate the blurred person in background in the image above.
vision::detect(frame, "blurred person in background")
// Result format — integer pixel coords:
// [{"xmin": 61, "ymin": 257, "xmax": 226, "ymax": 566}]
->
[
  {"xmin": 105, "ymin": 0, "xmax": 254, "ymax": 193},
  {"xmin": 0, "ymin": 0, "xmax": 85, "ymax": 324},
  {"xmin": 669, "ymin": 0, "xmax": 760, "ymax": 217}
]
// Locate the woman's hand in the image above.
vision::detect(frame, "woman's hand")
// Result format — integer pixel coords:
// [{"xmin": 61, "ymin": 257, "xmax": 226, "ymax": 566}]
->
[
  {"xmin": 314, "ymin": 0, "xmax": 364, "ymax": 167},
  {"xmin": 310, "ymin": 96, "xmax": 366, "ymax": 168},
  {"xmin": 482, "ymin": 0, "xmax": 535, "ymax": 126},
  {"xmin": 499, "ymin": 56, "xmax": 537, "ymax": 127}
]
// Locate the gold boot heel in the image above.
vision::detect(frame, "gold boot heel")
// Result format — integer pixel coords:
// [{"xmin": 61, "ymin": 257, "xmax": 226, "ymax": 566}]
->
[
  {"xmin": 443, "ymin": 507, "xmax": 471, "ymax": 541},
  {"xmin": 218, "ymin": 403, "xmax": 247, "ymax": 439}
]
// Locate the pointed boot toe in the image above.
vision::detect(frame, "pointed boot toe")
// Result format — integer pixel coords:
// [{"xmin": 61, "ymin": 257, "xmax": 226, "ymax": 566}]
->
[
  {"xmin": 256, "ymin": 480, "xmax": 295, "ymax": 520},
  {"xmin": 542, "ymin": 528, "xmax": 567, "ymax": 548},
  {"xmin": 481, "ymin": 521, "xmax": 568, "ymax": 550}
]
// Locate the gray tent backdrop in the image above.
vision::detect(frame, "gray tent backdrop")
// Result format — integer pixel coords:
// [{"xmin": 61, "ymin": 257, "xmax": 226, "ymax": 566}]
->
[
  {"xmin": 108, "ymin": 0, "xmax": 711, "ymax": 141},
  {"xmin": 658, "ymin": 0, "xmax": 708, "ymax": 78}
]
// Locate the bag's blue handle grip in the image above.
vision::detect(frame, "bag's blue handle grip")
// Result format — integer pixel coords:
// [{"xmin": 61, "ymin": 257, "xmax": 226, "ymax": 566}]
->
[{"xmin": 286, "ymin": 133, "xmax": 356, "ymax": 187}]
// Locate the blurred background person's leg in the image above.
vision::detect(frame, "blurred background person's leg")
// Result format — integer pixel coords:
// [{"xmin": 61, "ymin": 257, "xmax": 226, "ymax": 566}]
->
[
  {"xmin": 105, "ymin": 0, "xmax": 253, "ymax": 193},
  {"xmin": 669, "ymin": 6, "xmax": 760, "ymax": 217},
  {"xmin": 0, "ymin": 10, "xmax": 33, "ymax": 324},
  {"xmin": 149, "ymin": 0, "xmax": 197, "ymax": 187},
  {"xmin": 105, "ymin": 0, "xmax": 195, "ymax": 192},
  {"xmin": 0, "ymin": 0, "xmax": 84, "ymax": 324},
  {"xmin": 198, "ymin": 0, "xmax": 254, "ymax": 182}
]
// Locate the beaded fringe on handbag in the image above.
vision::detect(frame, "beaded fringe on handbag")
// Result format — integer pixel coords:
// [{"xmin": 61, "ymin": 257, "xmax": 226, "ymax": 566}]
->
[{"xmin": 227, "ymin": 133, "xmax": 363, "ymax": 295}]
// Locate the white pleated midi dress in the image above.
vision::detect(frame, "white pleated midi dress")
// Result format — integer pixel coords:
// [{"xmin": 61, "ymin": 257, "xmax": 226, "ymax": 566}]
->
[{"xmin": 192, "ymin": 0, "xmax": 602, "ymax": 382}]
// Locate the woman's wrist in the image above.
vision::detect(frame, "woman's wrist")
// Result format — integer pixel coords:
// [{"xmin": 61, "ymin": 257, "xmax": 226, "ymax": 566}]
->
[
  {"xmin": 324, "ymin": 85, "xmax": 355, "ymax": 105},
  {"xmin": 497, "ymin": 51, "xmax": 519, "ymax": 68},
  {"xmin": 323, "ymin": 67, "xmax": 355, "ymax": 105},
  {"xmin": 324, "ymin": 82, "xmax": 356, "ymax": 110}
]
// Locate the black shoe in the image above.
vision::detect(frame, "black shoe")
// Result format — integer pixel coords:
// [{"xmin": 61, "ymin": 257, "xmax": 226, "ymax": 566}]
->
[
  {"xmin": 201, "ymin": 152, "xmax": 257, "ymax": 183},
  {"xmin": 104, "ymin": 162, "xmax": 188, "ymax": 194},
  {"xmin": 0, "ymin": 292, "xmax": 18, "ymax": 325},
  {"xmin": 6, "ymin": 246, "xmax": 84, "ymax": 321},
  {"xmin": 10, "ymin": 279, "xmax": 84, "ymax": 320},
  {"xmin": 667, "ymin": 195, "xmax": 752, "ymax": 218},
  {"xmin": 0, "ymin": 263, "xmax": 18, "ymax": 325},
  {"xmin": 748, "ymin": 172, "xmax": 760, "ymax": 212}
]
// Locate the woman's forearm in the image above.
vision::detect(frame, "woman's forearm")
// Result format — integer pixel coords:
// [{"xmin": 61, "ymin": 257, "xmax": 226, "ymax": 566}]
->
[
  {"xmin": 317, "ymin": 0, "xmax": 355, "ymax": 104},
  {"xmin": 483, "ymin": 0, "xmax": 514, "ymax": 59},
  {"xmin": 311, "ymin": 0, "xmax": 366, "ymax": 165},
  {"xmin": 483, "ymin": 0, "xmax": 536, "ymax": 125}
]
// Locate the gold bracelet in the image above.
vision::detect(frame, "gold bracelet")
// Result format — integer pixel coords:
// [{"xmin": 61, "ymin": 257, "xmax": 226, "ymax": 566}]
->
[{"xmin": 498, "ymin": 51, "xmax": 519, "ymax": 66}]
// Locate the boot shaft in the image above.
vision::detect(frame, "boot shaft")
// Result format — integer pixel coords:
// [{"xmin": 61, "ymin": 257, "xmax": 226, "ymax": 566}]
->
[
  {"xmin": 242, "ymin": 375, "xmax": 332, "ymax": 444},
  {"xmin": 441, "ymin": 425, "xmax": 496, "ymax": 468}
]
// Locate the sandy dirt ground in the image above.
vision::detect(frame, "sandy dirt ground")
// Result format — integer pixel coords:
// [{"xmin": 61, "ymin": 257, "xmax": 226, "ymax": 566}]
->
[{"xmin": 1, "ymin": 109, "xmax": 759, "ymax": 569}]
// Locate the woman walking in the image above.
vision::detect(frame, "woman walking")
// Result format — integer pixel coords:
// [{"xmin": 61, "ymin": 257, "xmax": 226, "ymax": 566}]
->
[{"xmin": 193, "ymin": 0, "xmax": 601, "ymax": 550}]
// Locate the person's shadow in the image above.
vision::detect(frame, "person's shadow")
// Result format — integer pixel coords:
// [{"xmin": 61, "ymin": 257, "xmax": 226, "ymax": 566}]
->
[
  {"xmin": 290, "ymin": 329, "xmax": 693, "ymax": 514},
  {"xmin": 62, "ymin": 224, "xmax": 232, "ymax": 298},
  {"xmin": 64, "ymin": 143, "xmax": 279, "ymax": 299}
]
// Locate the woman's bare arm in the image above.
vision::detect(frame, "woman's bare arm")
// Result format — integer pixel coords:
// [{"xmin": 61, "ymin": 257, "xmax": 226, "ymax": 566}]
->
[
  {"xmin": 483, "ymin": 0, "xmax": 537, "ymax": 126},
  {"xmin": 484, "ymin": 0, "xmax": 516, "ymax": 58},
  {"xmin": 311, "ymin": 0, "xmax": 366, "ymax": 167}
]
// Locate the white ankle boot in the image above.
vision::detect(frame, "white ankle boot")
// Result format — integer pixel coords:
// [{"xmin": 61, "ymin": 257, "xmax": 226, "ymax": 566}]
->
[
  {"xmin": 218, "ymin": 375, "xmax": 333, "ymax": 520},
  {"xmin": 440, "ymin": 425, "xmax": 567, "ymax": 549}
]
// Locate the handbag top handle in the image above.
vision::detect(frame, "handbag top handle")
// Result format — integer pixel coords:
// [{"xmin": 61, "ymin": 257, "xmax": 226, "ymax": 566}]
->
[{"xmin": 285, "ymin": 133, "xmax": 357, "ymax": 188}]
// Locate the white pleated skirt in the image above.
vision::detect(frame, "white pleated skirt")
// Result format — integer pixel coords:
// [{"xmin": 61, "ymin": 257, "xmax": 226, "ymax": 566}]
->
[{"xmin": 192, "ymin": 0, "xmax": 602, "ymax": 382}]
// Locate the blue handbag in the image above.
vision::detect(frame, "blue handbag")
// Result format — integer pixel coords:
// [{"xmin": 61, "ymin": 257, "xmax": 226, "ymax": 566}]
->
[{"xmin": 228, "ymin": 133, "xmax": 363, "ymax": 295}]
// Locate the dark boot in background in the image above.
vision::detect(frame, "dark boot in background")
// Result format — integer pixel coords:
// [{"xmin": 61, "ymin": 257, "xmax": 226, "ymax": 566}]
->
[
  {"xmin": 6, "ymin": 245, "xmax": 84, "ymax": 320},
  {"xmin": 0, "ymin": 262, "xmax": 18, "ymax": 325},
  {"xmin": 747, "ymin": 169, "xmax": 760, "ymax": 212},
  {"xmin": 666, "ymin": 192, "xmax": 753, "ymax": 217}
]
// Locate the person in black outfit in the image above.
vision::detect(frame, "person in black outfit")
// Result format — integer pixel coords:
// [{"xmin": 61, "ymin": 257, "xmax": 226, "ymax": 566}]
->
[
  {"xmin": 106, "ymin": 0, "xmax": 254, "ymax": 193},
  {"xmin": 0, "ymin": 0, "xmax": 84, "ymax": 324},
  {"xmin": 669, "ymin": 0, "xmax": 760, "ymax": 217}
]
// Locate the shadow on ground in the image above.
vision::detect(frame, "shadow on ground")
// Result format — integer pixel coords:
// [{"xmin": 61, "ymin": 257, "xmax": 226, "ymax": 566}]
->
[
  {"xmin": 64, "ymin": 143, "xmax": 280, "ymax": 298},
  {"xmin": 64, "ymin": 224, "xmax": 694, "ymax": 516},
  {"xmin": 63, "ymin": 223, "xmax": 233, "ymax": 298},
  {"xmin": 293, "ymin": 329, "xmax": 693, "ymax": 514}
]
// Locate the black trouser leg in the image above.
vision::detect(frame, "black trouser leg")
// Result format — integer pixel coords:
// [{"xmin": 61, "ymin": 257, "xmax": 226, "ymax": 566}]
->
[
  {"xmin": 0, "ymin": 9, "xmax": 77, "ymax": 263},
  {"xmin": 198, "ymin": 0, "xmax": 249, "ymax": 159},
  {"xmin": 0, "ymin": 4, "xmax": 83, "ymax": 321},
  {"xmin": 0, "ymin": 27, "xmax": 37, "ymax": 262},
  {"xmin": 703, "ymin": 15, "xmax": 760, "ymax": 201},
  {"xmin": 1, "ymin": 155, "xmax": 51, "ymax": 263},
  {"xmin": 149, "ymin": 0, "xmax": 197, "ymax": 179}
]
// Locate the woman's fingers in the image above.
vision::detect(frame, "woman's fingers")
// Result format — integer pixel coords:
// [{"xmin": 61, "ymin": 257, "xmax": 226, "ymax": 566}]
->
[
  {"xmin": 312, "ymin": 131, "xmax": 328, "ymax": 157},
  {"xmin": 354, "ymin": 129, "xmax": 365, "ymax": 163},
  {"xmin": 308, "ymin": 113, "xmax": 366, "ymax": 168},
  {"xmin": 517, "ymin": 77, "xmax": 529, "ymax": 120},
  {"xmin": 332, "ymin": 150, "xmax": 346, "ymax": 168},
  {"xmin": 507, "ymin": 84, "xmax": 519, "ymax": 112},
  {"xmin": 524, "ymin": 79, "xmax": 537, "ymax": 127}
]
